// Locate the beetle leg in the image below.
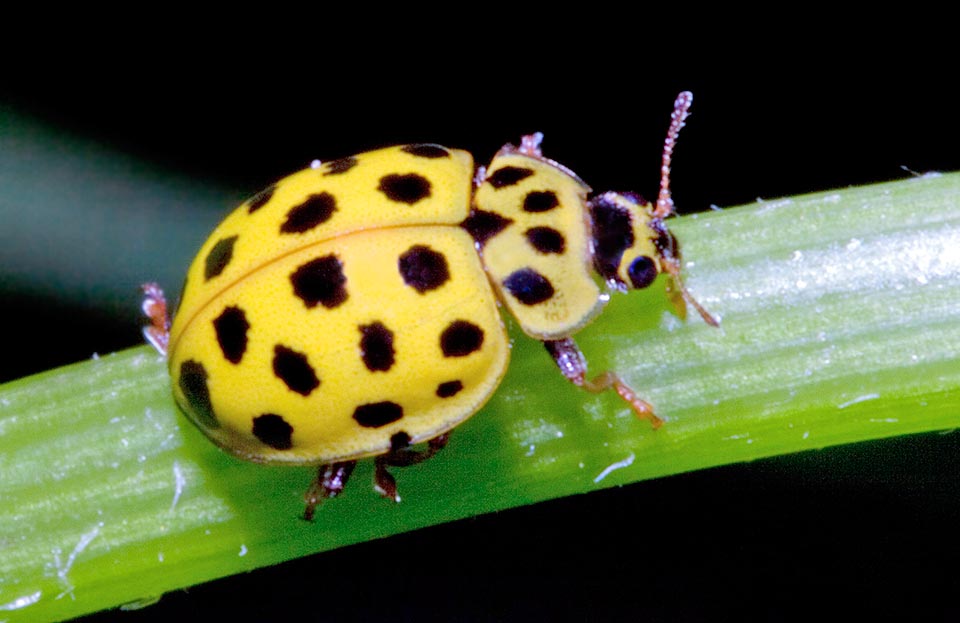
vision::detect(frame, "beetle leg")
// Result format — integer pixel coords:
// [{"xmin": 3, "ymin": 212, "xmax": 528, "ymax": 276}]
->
[
  {"xmin": 140, "ymin": 282, "xmax": 171, "ymax": 356},
  {"xmin": 303, "ymin": 461, "xmax": 356, "ymax": 521},
  {"xmin": 373, "ymin": 433, "xmax": 451, "ymax": 502},
  {"xmin": 373, "ymin": 460, "xmax": 400, "ymax": 502},
  {"xmin": 544, "ymin": 338, "xmax": 663, "ymax": 429}
]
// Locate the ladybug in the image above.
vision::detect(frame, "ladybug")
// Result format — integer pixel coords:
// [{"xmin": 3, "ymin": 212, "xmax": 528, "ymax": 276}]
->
[{"xmin": 142, "ymin": 91, "xmax": 717, "ymax": 520}]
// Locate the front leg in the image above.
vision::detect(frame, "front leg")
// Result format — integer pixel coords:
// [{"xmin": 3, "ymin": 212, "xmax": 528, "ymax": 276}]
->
[{"xmin": 544, "ymin": 338, "xmax": 663, "ymax": 429}]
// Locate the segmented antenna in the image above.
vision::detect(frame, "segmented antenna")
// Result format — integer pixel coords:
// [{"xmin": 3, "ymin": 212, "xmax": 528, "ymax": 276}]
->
[{"xmin": 654, "ymin": 91, "xmax": 693, "ymax": 219}]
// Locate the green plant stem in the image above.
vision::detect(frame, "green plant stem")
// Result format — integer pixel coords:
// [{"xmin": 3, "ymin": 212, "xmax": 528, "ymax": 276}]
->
[{"xmin": 3, "ymin": 172, "xmax": 960, "ymax": 622}]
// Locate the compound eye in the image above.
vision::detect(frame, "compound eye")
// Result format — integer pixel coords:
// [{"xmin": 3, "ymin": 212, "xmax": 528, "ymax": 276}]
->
[{"xmin": 627, "ymin": 256, "xmax": 658, "ymax": 289}]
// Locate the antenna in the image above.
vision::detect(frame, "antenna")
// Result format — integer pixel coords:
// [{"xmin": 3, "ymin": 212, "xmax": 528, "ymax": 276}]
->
[{"xmin": 654, "ymin": 91, "xmax": 693, "ymax": 219}]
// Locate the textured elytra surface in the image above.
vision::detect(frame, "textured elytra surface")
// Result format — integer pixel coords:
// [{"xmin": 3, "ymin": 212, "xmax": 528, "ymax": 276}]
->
[
  {"xmin": 172, "ymin": 226, "xmax": 509, "ymax": 464},
  {"xmin": 168, "ymin": 143, "xmax": 517, "ymax": 464}
]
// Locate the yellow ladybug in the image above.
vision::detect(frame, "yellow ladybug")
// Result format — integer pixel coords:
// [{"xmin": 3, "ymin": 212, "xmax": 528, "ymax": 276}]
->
[{"xmin": 142, "ymin": 91, "xmax": 717, "ymax": 520}]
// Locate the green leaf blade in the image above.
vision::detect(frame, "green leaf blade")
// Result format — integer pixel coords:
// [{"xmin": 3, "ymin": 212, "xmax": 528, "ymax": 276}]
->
[{"xmin": 3, "ymin": 173, "xmax": 960, "ymax": 621}]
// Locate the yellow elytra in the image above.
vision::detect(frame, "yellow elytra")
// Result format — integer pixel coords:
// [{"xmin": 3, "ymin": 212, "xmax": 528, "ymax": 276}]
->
[{"xmin": 142, "ymin": 92, "xmax": 717, "ymax": 519}]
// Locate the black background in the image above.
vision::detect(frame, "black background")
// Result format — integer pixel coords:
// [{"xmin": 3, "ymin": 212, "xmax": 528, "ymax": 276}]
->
[{"xmin": 4, "ymin": 21, "xmax": 960, "ymax": 622}]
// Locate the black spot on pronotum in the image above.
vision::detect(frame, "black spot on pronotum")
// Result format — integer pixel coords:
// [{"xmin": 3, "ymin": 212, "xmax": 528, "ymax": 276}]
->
[
  {"xmin": 378, "ymin": 173, "xmax": 432, "ymax": 204},
  {"xmin": 398, "ymin": 245, "xmax": 450, "ymax": 293},
  {"xmin": 487, "ymin": 166, "xmax": 534, "ymax": 188},
  {"xmin": 524, "ymin": 227, "xmax": 566, "ymax": 254},
  {"xmin": 213, "ymin": 306, "xmax": 250, "ymax": 364},
  {"xmin": 503, "ymin": 268, "xmax": 554, "ymax": 305},
  {"xmin": 402, "ymin": 144, "xmax": 450, "ymax": 158},
  {"xmin": 323, "ymin": 156, "xmax": 358, "ymax": 175},
  {"xmin": 522, "ymin": 190, "xmax": 560, "ymax": 213},
  {"xmin": 273, "ymin": 345, "xmax": 320, "ymax": 396},
  {"xmin": 252, "ymin": 414, "xmax": 294, "ymax": 450},
  {"xmin": 460, "ymin": 209, "xmax": 513, "ymax": 247},
  {"xmin": 204, "ymin": 235, "xmax": 238, "ymax": 281},
  {"xmin": 627, "ymin": 256, "xmax": 658, "ymax": 289},
  {"xmin": 246, "ymin": 184, "xmax": 276, "ymax": 214},
  {"xmin": 280, "ymin": 192, "xmax": 337, "ymax": 234},
  {"xmin": 359, "ymin": 322, "xmax": 395, "ymax": 372},
  {"xmin": 436, "ymin": 380, "xmax": 463, "ymax": 398},
  {"xmin": 440, "ymin": 320, "xmax": 484, "ymax": 357},
  {"xmin": 179, "ymin": 360, "xmax": 218, "ymax": 429},
  {"xmin": 353, "ymin": 401, "xmax": 404, "ymax": 428},
  {"xmin": 290, "ymin": 255, "xmax": 348, "ymax": 309}
]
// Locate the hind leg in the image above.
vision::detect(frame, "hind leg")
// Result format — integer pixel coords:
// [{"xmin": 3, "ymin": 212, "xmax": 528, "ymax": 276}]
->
[
  {"xmin": 140, "ymin": 282, "xmax": 171, "ymax": 355},
  {"xmin": 303, "ymin": 462, "xmax": 357, "ymax": 521}
]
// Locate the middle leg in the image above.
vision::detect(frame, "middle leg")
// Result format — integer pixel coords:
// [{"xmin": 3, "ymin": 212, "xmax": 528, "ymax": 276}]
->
[{"xmin": 374, "ymin": 433, "xmax": 451, "ymax": 502}]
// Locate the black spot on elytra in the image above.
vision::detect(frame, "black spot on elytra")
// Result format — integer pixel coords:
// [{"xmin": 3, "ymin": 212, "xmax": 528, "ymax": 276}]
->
[
  {"xmin": 440, "ymin": 320, "xmax": 484, "ymax": 357},
  {"xmin": 213, "ymin": 306, "xmax": 250, "ymax": 364},
  {"xmin": 487, "ymin": 166, "xmax": 534, "ymax": 188},
  {"xmin": 628, "ymin": 256, "xmax": 658, "ymax": 289},
  {"xmin": 402, "ymin": 144, "xmax": 450, "ymax": 158},
  {"xmin": 503, "ymin": 268, "xmax": 554, "ymax": 305},
  {"xmin": 436, "ymin": 380, "xmax": 464, "ymax": 398},
  {"xmin": 246, "ymin": 184, "xmax": 276, "ymax": 214},
  {"xmin": 359, "ymin": 322, "xmax": 395, "ymax": 372},
  {"xmin": 523, "ymin": 190, "xmax": 560, "ymax": 213},
  {"xmin": 398, "ymin": 245, "xmax": 449, "ymax": 293},
  {"xmin": 461, "ymin": 209, "xmax": 513, "ymax": 247},
  {"xmin": 179, "ymin": 360, "xmax": 218, "ymax": 429},
  {"xmin": 353, "ymin": 401, "xmax": 404, "ymax": 428},
  {"xmin": 323, "ymin": 156, "xmax": 357, "ymax": 175},
  {"xmin": 273, "ymin": 345, "xmax": 320, "ymax": 396},
  {"xmin": 280, "ymin": 192, "xmax": 337, "ymax": 234},
  {"xmin": 252, "ymin": 414, "xmax": 294, "ymax": 450},
  {"xmin": 378, "ymin": 173, "xmax": 431, "ymax": 204},
  {"xmin": 290, "ymin": 255, "xmax": 348, "ymax": 309},
  {"xmin": 589, "ymin": 196, "xmax": 635, "ymax": 284},
  {"xmin": 525, "ymin": 227, "xmax": 566, "ymax": 254},
  {"xmin": 204, "ymin": 235, "xmax": 238, "ymax": 281}
]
